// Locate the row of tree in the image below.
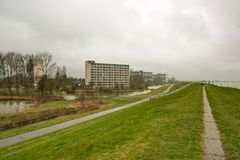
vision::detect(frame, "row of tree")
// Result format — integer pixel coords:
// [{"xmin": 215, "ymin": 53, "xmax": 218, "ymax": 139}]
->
[
  {"xmin": 130, "ymin": 74, "xmax": 177, "ymax": 90},
  {"xmin": 130, "ymin": 75, "xmax": 147, "ymax": 90},
  {"xmin": 0, "ymin": 51, "xmax": 67, "ymax": 96}
]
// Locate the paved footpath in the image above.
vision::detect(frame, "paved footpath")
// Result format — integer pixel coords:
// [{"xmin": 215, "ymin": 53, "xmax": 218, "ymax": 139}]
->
[
  {"xmin": 203, "ymin": 86, "xmax": 225, "ymax": 160},
  {"xmin": 0, "ymin": 83, "xmax": 191, "ymax": 149}
]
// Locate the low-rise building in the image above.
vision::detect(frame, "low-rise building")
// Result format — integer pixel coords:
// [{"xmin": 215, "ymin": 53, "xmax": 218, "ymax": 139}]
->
[
  {"xmin": 153, "ymin": 73, "xmax": 168, "ymax": 84},
  {"xmin": 131, "ymin": 70, "xmax": 153, "ymax": 82},
  {"xmin": 85, "ymin": 60, "xmax": 130, "ymax": 88}
]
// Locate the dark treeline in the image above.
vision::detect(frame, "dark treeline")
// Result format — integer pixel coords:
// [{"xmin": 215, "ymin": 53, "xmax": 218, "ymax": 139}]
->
[
  {"xmin": 130, "ymin": 75, "xmax": 177, "ymax": 90},
  {"xmin": 0, "ymin": 51, "xmax": 67, "ymax": 96},
  {"xmin": 130, "ymin": 75, "xmax": 147, "ymax": 90},
  {"xmin": 130, "ymin": 75, "xmax": 166, "ymax": 90}
]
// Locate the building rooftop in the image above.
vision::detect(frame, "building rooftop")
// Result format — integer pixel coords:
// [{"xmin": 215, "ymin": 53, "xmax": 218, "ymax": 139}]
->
[{"xmin": 86, "ymin": 60, "xmax": 129, "ymax": 66}]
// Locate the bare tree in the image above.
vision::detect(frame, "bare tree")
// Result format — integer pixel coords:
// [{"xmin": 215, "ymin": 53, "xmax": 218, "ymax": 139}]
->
[
  {"xmin": 38, "ymin": 76, "xmax": 47, "ymax": 96},
  {"xmin": 0, "ymin": 51, "xmax": 64, "ymax": 97},
  {"xmin": 0, "ymin": 52, "xmax": 6, "ymax": 94},
  {"xmin": 62, "ymin": 65, "xmax": 67, "ymax": 89},
  {"xmin": 12, "ymin": 52, "xmax": 24, "ymax": 95},
  {"xmin": 36, "ymin": 52, "xmax": 56, "ymax": 96},
  {"xmin": 23, "ymin": 54, "xmax": 35, "ymax": 96},
  {"xmin": 5, "ymin": 52, "xmax": 15, "ymax": 94},
  {"xmin": 55, "ymin": 66, "xmax": 61, "ymax": 91},
  {"xmin": 37, "ymin": 52, "xmax": 56, "ymax": 78}
]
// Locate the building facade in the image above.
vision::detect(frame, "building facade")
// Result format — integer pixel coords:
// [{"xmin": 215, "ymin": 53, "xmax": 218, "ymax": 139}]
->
[
  {"xmin": 33, "ymin": 58, "xmax": 44, "ymax": 86},
  {"xmin": 153, "ymin": 73, "xmax": 168, "ymax": 84},
  {"xmin": 85, "ymin": 60, "xmax": 130, "ymax": 88},
  {"xmin": 131, "ymin": 70, "xmax": 153, "ymax": 82}
]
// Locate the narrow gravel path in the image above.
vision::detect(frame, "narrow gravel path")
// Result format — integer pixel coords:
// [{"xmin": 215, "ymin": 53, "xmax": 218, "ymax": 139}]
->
[
  {"xmin": 203, "ymin": 86, "xmax": 225, "ymax": 160},
  {"xmin": 0, "ymin": 83, "xmax": 191, "ymax": 149}
]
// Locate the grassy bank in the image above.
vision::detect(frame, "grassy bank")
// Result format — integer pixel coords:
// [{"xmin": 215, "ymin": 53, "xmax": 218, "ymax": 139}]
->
[
  {"xmin": 0, "ymin": 85, "xmax": 168, "ymax": 139},
  {"xmin": 0, "ymin": 84, "xmax": 203, "ymax": 159},
  {"xmin": 0, "ymin": 104, "xmax": 99, "ymax": 131},
  {"xmin": 169, "ymin": 82, "xmax": 190, "ymax": 92},
  {"xmin": 0, "ymin": 98, "xmax": 130, "ymax": 139},
  {"xmin": 0, "ymin": 83, "xmax": 182, "ymax": 139},
  {"xmin": 206, "ymin": 85, "xmax": 240, "ymax": 159},
  {"xmin": 123, "ymin": 84, "xmax": 170, "ymax": 101}
]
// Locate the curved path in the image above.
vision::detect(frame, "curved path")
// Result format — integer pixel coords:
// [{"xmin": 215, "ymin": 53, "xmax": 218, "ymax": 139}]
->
[
  {"xmin": 203, "ymin": 86, "xmax": 225, "ymax": 160},
  {"xmin": 0, "ymin": 83, "xmax": 190, "ymax": 149}
]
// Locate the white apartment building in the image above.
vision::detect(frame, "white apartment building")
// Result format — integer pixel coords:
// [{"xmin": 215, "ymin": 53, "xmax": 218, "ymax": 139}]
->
[{"xmin": 85, "ymin": 60, "xmax": 130, "ymax": 88}]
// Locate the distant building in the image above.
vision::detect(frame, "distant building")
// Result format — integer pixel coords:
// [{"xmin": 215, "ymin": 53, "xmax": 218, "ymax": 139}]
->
[
  {"xmin": 70, "ymin": 78, "xmax": 85, "ymax": 88},
  {"xmin": 85, "ymin": 60, "xmax": 130, "ymax": 88},
  {"xmin": 153, "ymin": 73, "xmax": 168, "ymax": 84},
  {"xmin": 33, "ymin": 58, "xmax": 44, "ymax": 86},
  {"xmin": 131, "ymin": 70, "xmax": 153, "ymax": 82}
]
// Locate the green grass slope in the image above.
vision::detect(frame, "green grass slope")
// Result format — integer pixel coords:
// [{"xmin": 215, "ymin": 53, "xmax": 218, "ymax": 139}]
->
[
  {"xmin": 206, "ymin": 85, "xmax": 240, "ymax": 159},
  {"xmin": 0, "ymin": 84, "xmax": 203, "ymax": 160},
  {"xmin": 169, "ymin": 82, "xmax": 190, "ymax": 92},
  {"xmin": 0, "ymin": 85, "xmax": 170, "ymax": 140}
]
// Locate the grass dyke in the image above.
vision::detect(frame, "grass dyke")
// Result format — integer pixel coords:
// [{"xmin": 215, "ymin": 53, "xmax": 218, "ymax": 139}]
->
[
  {"xmin": 206, "ymin": 85, "xmax": 240, "ymax": 159},
  {"xmin": 0, "ymin": 83, "xmax": 203, "ymax": 159},
  {"xmin": 169, "ymin": 82, "xmax": 190, "ymax": 92},
  {"xmin": 0, "ymin": 84, "xmax": 175, "ymax": 139}
]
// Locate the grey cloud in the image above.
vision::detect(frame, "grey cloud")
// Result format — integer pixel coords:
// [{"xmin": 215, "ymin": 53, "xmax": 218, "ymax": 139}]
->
[{"xmin": 0, "ymin": 0, "xmax": 240, "ymax": 81}]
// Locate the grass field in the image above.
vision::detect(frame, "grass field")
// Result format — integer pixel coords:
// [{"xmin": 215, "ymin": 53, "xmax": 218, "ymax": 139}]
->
[
  {"xmin": 169, "ymin": 82, "xmax": 190, "ymax": 92},
  {"xmin": 0, "ymin": 83, "xmax": 203, "ymax": 160},
  {"xmin": 206, "ymin": 85, "xmax": 240, "ymax": 159},
  {"xmin": 0, "ymin": 98, "xmax": 129, "ymax": 139},
  {"xmin": 0, "ymin": 84, "xmax": 174, "ymax": 139},
  {"xmin": 0, "ymin": 83, "xmax": 188, "ymax": 140}
]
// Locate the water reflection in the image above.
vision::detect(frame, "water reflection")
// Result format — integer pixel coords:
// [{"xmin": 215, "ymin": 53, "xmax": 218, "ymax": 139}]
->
[
  {"xmin": 64, "ymin": 95, "xmax": 78, "ymax": 100},
  {"xmin": 120, "ymin": 90, "xmax": 151, "ymax": 98},
  {"xmin": 0, "ymin": 101, "xmax": 33, "ymax": 113},
  {"xmin": 72, "ymin": 85, "xmax": 163, "ymax": 99}
]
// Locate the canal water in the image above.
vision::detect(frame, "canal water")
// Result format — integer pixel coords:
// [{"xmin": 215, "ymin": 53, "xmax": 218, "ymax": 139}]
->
[
  {"xmin": 212, "ymin": 81, "xmax": 240, "ymax": 89},
  {"xmin": 0, "ymin": 101, "xmax": 33, "ymax": 114},
  {"xmin": 120, "ymin": 85, "xmax": 162, "ymax": 98},
  {"xmin": 120, "ymin": 90, "xmax": 151, "ymax": 98},
  {"xmin": 64, "ymin": 85, "xmax": 163, "ymax": 100}
]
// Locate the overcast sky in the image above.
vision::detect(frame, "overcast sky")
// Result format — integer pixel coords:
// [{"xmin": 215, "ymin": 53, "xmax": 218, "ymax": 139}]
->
[{"xmin": 0, "ymin": 0, "xmax": 240, "ymax": 81}]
